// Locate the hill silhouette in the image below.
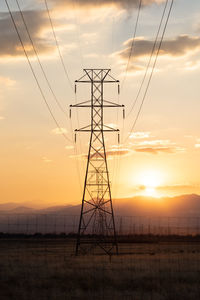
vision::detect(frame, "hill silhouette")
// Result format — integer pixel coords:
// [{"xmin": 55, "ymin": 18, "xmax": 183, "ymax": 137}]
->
[{"xmin": 1, "ymin": 194, "xmax": 200, "ymax": 217}]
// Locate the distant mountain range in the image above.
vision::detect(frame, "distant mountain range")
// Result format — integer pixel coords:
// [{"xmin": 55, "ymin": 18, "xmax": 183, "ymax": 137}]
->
[
  {"xmin": 0, "ymin": 194, "xmax": 200, "ymax": 235},
  {"xmin": 1, "ymin": 194, "xmax": 200, "ymax": 217}
]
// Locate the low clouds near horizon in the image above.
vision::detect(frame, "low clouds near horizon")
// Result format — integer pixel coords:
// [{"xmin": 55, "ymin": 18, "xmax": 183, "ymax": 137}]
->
[{"xmin": 156, "ymin": 184, "xmax": 200, "ymax": 194}]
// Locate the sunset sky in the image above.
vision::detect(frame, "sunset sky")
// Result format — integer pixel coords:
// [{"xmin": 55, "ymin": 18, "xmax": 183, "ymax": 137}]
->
[{"xmin": 1, "ymin": 0, "xmax": 200, "ymax": 207}]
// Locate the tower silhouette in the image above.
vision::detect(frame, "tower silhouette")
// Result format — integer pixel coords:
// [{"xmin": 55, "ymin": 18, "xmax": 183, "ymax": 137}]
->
[{"xmin": 70, "ymin": 69, "xmax": 124, "ymax": 255}]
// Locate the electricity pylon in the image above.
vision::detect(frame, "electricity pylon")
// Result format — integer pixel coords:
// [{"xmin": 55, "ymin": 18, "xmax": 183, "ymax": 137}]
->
[{"xmin": 70, "ymin": 69, "xmax": 124, "ymax": 255}]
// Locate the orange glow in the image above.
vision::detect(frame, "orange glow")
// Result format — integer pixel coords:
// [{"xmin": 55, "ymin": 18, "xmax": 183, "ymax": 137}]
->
[{"xmin": 138, "ymin": 170, "xmax": 164, "ymax": 197}]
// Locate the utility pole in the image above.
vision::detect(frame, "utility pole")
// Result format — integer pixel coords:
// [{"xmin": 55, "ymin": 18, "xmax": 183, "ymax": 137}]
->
[{"xmin": 70, "ymin": 69, "xmax": 124, "ymax": 255}]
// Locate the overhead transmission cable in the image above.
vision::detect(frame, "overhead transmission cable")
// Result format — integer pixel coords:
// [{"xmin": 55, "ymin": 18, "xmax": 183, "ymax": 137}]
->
[
  {"xmin": 44, "ymin": 0, "xmax": 73, "ymax": 90},
  {"xmin": 4, "ymin": 0, "xmax": 72, "ymax": 143},
  {"xmin": 121, "ymin": 0, "xmax": 142, "ymax": 88},
  {"xmin": 114, "ymin": 0, "xmax": 142, "ymax": 191},
  {"xmin": 15, "ymin": 0, "xmax": 68, "ymax": 117},
  {"xmin": 44, "ymin": 0, "xmax": 83, "ymax": 185},
  {"xmin": 70, "ymin": 0, "xmax": 86, "ymax": 184},
  {"xmin": 113, "ymin": 0, "xmax": 142, "ymax": 195},
  {"xmin": 123, "ymin": 0, "xmax": 174, "ymax": 144},
  {"xmin": 72, "ymin": 0, "xmax": 85, "ymax": 142},
  {"xmin": 126, "ymin": 0, "xmax": 169, "ymax": 118},
  {"xmin": 66, "ymin": 0, "xmax": 85, "ymax": 190}
]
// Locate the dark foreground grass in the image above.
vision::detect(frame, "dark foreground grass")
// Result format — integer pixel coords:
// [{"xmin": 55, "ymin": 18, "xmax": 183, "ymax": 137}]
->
[{"xmin": 0, "ymin": 238, "xmax": 200, "ymax": 300}]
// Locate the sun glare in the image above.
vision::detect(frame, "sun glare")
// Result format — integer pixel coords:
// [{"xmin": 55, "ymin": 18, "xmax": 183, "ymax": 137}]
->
[{"xmin": 138, "ymin": 170, "xmax": 163, "ymax": 197}]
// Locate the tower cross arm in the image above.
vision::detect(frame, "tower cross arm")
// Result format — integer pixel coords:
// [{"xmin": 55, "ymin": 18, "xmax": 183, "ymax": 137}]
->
[
  {"xmin": 75, "ymin": 68, "xmax": 120, "ymax": 83},
  {"xmin": 75, "ymin": 80, "xmax": 119, "ymax": 83},
  {"xmin": 70, "ymin": 100, "xmax": 124, "ymax": 108}
]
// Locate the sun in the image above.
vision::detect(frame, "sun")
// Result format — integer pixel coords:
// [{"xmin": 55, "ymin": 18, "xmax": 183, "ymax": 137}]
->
[{"xmin": 138, "ymin": 170, "xmax": 163, "ymax": 197}]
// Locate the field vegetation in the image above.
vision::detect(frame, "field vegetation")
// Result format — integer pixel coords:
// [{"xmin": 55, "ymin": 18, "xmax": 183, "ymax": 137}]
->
[{"xmin": 0, "ymin": 237, "xmax": 200, "ymax": 299}]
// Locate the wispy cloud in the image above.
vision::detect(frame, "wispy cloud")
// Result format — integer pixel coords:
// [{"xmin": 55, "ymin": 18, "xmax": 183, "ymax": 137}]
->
[
  {"xmin": 106, "ymin": 148, "xmax": 132, "ymax": 157},
  {"xmin": 42, "ymin": 156, "xmax": 52, "ymax": 163},
  {"xmin": 69, "ymin": 147, "xmax": 132, "ymax": 159},
  {"xmin": 112, "ymin": 137, "xmax": 185, "ymax": 156},
  {"xmin": 195, "ymin": 138, "xmax": 200, "ymax": 148},
  {"xmin": 51, "ymin": 127, "xmax": 67, "ymax": 135},
  {"xmin": 89, "ymin": 148, "xmax": 132, "ymax": 158},
  {"xmin": 133, "ymin": 139, "xmax": 173, "ymax": 146},
  {"xmin": 129, "ymin": 131, "xmax": 151, "ymax": 139},
  {"xmin": 48, "ymin": 0, "xmax": 164, "ymax": 10},
  {"xmin": 131, "ymin": 139, "xmax": 185, "ymax": 155},
  {"xmin": 157, "ymin": 183, "xmax": 200, "ymax": 193},
  {"xmin": 0, "ymin": 76, "xmax": 15, "ymax": 86},
  {"xmin": 135, "ymin": 146, "xmax": 174, "ymax": 154},
  {"xmin": 65, "ymin": 145, "xmax": 74, "ymax": 150}
]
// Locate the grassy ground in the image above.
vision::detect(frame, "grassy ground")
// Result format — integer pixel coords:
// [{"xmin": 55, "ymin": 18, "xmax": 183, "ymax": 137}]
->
[{"xmin": 0, "ymin": 238, "xmax": 200, "ymax": 299}]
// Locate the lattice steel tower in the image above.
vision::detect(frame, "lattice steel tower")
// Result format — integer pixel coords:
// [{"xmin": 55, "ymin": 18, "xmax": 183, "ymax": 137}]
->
[{"xmin": 70, "ymin": 69, "xmax": 124, "ymax": 255}]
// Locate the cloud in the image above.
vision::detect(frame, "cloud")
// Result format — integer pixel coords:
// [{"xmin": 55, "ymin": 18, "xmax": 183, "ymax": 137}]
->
[
  {"xmin": 0, "ymin": 9, "xmax": 74, "ymax": 59},
  {"xmin": 134, "ymin": 146, "xmax": 174, "ymax": 154},
  {"xmin": 183, "ymin": 59, "xmax": 200, "ymax": 71},
  {"xmin": 117, "ymin": 35, "xmax": 200, "ymax": 72},
  {"xmin": 0, "ymin": 10, "xmax": 56, "ymax": 58},
  {"xmin": 65, "ymin": 145, "xmax": 74, "ymax": 150},
  {"xmin": 42, "ymin": 156, "xmax": 52, "ymax": 163},
  {"xmin": 121, "ymin": 35, "xmax": 200, "ymax": 59},
  {"xmin": 70, "ymin": 137, "xmax": 184, "ymax": 158},
  {"xmin": 51, "ymin": 127, "xmax": 67, "ymax": 135},
  {"xmin": 0, "ymin": 1, "xmax": 168, "ymax": 59},
  {"xmin": 70, "ymin": 148, "xmax": 131, "ymax": 159},
  {"xmin": 133, "ymin": 139, "xmax": 173, "ymax": 146},
  {"xmin": 128, "ymin": 183, "xmax": 200, "ymax": 195},
  {"xmin": 195, "ymin": 139, "xmax": 200, "ymax": 148},
  {"xmin": 106, "ymin": 149, "xmax": 131, "ymax": 157},
  {"xmin": 157, "ymin": 184, "xmax": 200, "ymax": 193},
  {"xmin": 129, "ymin": 131, "xmax": 151, "ymax": 139},
  {"xmin": 111, "ymin": 138, "xmax": 184, "ymax": 156},
  {"xmin": 48, "ymin": 0, "xmax": 164, "ymax": 10},
  {"xmin": 0, "ymin": 76, "xmax": 15, "ymax": 86},
  {"xmin": 131, "ymin": 139, "xmax": 185, "ymax": 155},
  {"xmin": 89, "ymin": 148, "xmax": 131, "ymax": 158}
]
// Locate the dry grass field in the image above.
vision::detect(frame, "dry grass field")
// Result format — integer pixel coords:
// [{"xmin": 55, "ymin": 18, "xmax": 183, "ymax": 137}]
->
[{"xmin": 0, "ymin": 237, "xmax": 200, "ymax": 300}]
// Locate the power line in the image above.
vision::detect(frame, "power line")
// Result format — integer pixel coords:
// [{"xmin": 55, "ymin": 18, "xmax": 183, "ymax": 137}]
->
[
  {"xmin": 5, "ymin": 0, "xmax": 72, "ymax": 143},
  {"xmin": 15, "ymin": 0, "xmax": 68, "ymax": 117},
  {"xmin": 123, "ymin": 0, "xmax": 174, "ymax": 143},
  {"xmin": 72, "ymin": 0, "xmax": 85, "ymax": 166},
  {"xmin": 121, "ymin": 0, "xmax": 142, "ymax": 88},
  {"xmin": 44, "ymin": 0, "xmax": 73, "ymax": 90},
  {"xmin": 126, "ymin": 0, "xmax": 169, "ymax": 118}
]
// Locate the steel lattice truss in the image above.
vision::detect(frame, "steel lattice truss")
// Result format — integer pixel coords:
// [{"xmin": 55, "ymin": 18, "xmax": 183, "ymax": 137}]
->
[{"xmin": 70, "ymin": 69, "xmax": 124, "ymax": 255}]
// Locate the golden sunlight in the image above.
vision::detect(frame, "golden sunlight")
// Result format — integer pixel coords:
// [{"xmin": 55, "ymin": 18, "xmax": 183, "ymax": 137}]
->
[{"xmin": 138, "ymin": 170, "xmax": 164, "ymax": 197}]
